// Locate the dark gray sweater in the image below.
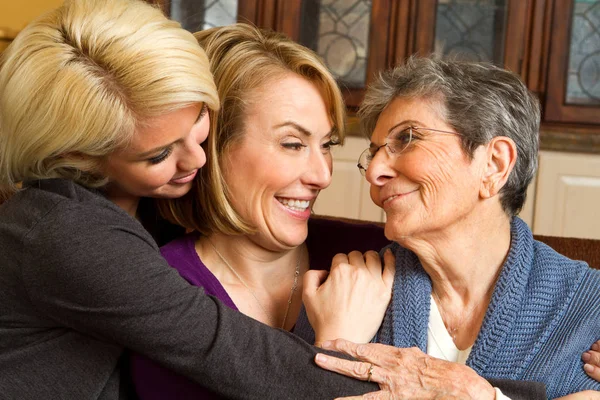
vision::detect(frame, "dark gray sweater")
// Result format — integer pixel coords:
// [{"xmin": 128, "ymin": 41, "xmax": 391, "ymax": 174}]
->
[{"xmin": 0, "ymin": 179, "xmax": 545, "ymax": 399}]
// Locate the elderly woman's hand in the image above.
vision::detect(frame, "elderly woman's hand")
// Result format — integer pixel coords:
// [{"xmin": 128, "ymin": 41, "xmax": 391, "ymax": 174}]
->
[
  {"xmin": 314, "ymin": 339, "xmax": 496, "ymax": 400},
  {"xmin": 303, "ymin": 249, "xmax": 395, "ymax": 346},
  {"xmin": 583, "ymin": 340, "xmax": 600, "ymax": 382}
]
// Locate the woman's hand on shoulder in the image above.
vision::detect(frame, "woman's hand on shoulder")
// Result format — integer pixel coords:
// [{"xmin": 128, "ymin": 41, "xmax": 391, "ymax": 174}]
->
[
  {"xmin": 583, "ymin": 340, "xmax": 600, "ymax": 382},
  {"xmin": 302, "ymin": 248, "xmax": 395, "ymax": 345}
]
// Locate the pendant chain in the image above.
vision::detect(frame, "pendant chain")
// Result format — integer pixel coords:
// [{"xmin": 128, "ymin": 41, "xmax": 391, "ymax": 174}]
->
[{"xmin": 209, "ymin": 240, "xmax": 300, "ymax": 330}]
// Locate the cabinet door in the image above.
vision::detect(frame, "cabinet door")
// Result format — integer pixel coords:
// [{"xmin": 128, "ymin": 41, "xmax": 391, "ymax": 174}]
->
[
  {"xmin": 313, "ymin": 136, "xmax": 385, "ymax": 221},
  {"xmin": 534, "ymin": 150, "xmax": 600, "ymax": 239},
  {"xmin": 286, "ymin": 0, "xmax": 392, "ymax": 109},
  {"xmin": 408, "ymin": 0, "xmax": 531, "ymax": 75},
  {"xmin": 151, "ymin": 0, "xmax": 259, "ymax": 30},
  {"xmin": 545, "ymin": 0, "xmax": 600, "ymax": 124}
]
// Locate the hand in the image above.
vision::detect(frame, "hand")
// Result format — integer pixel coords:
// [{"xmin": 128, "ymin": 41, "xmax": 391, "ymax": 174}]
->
[
  {"xmin": 303, "ymin": 249, "xmax": 395, "ymax": 345},
  {"xmin": 315, "ymin": 338, "xmax": 495, "ymax": 400},
  {"xmin": 583, "ymin": 340, "xmax": 600, "ymax": 382},
  {"xmin": 555, "ymin": 391, "xmax": 600, "ymax": 400}
]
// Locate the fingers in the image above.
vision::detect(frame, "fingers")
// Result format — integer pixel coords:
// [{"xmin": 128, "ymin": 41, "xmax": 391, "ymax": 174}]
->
[
  {"xmin": 335, "ymin": 391, "xmax": 388, "ymax": 400},
  {"xmin": 320, "ymin": 338, "xmax": 382, "ymax": 362},
  {"xmin": 302, "ymin": 270, "xmax": 329, "ymax": 296},
  {"xmin": 381, "ymin": 248, "xmax": 396, "ymax": 289},
  {"xmin": 583, "ymin": 341, "xmax": 600, "ymax": 382},
  {"xmin": 315, "ymin": 353, "xmax": 381, "ymax": 383}
]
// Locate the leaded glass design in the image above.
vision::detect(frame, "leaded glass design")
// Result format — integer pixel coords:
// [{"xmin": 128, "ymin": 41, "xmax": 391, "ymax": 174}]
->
[
  {"xmin": 300, "ymin": 0, "xmax": 372, "ymax": 89},
  {"xmin": 170, "ymin": 0, "xmax": 237, "ymax": 32},
  {"xmin": 566, "ymin": 0, "xmax": 600, "ymax": 105},
  {"xmin": 433, "ymin": 0, "xmax": 507, "ymax": 65}
]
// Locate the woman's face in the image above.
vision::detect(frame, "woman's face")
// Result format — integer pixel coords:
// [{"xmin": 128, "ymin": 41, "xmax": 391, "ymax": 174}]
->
[
  {"xmin": 102, "ymin": 103, "xmax": 210, "ymax": 209},
  {"xmin": 223, "ymin": 73, "xmax": 336, "ymax": 250},
  {"xmin": 366, "ymin": 96, "xmax": 486, "ymax": 241}
]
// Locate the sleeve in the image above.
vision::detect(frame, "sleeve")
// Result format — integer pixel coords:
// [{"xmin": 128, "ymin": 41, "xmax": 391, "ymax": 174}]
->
[
  {"xmin": 21, "ymin": 204, "xmax": 378, "ymax": 399},
  {"xmin": 488, "ymin": 379, "xmax": 547, "ymax": 400}
]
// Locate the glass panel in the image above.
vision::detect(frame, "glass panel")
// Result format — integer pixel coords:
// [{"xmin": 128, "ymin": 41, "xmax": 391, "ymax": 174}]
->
[
  {"xmin": 566, "ymin": 0, "xmax": 600, "ymax": 105},
  {"xmin": 433, "ymin": 0, "xmax": 507, "ymax": 65},
  {"xmin": 299, "ymin": 0, "xmax": 372, "ymax": 89},
  {"xmin": 170, "ymin": 0, "xmax": 238, "ymax": 32}
]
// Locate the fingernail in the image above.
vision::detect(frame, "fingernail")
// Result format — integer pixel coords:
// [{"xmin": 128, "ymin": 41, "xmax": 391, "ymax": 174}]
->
[
  {"xmin": 315, "ymin": 353, "xmax": 328, "ymax": 364},
  {"xmin": 593, "ymin": 343, "xmax": 599, "ymax": 351},
  {"xmin": 321, "ymin": 340, "xmax": 332, "ymax": 349},
  {"xmin": 584, "ymin": 363, "xmax": 594, "ymax": 373},
  {"xmin": 582, "ymin": 352, "xmax": 591, "ymax": 362}
]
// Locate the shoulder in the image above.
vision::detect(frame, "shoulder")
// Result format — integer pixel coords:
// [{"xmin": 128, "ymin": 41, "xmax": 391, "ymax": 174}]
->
[{"xmin": 160, "ymin": 233, "xmax": 198, "ymax": 266}]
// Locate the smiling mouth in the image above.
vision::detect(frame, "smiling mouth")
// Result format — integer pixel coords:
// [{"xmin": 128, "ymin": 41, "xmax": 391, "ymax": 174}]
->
[
  {"xmin": 382, "ymin": 189, "xmax": 418, "ymax": 205},
  {"xmin": 276, "ymin": 197, "xmax": 311, "ymax": 212}
]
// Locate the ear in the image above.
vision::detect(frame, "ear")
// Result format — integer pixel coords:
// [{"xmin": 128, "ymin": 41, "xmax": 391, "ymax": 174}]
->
[{"xmin": 480, "ymin": 136, "xmax": 517, "ymax": 199}]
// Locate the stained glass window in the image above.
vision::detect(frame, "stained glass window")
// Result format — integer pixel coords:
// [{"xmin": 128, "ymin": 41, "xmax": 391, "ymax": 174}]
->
[
  {"xmin": 300, "ymin": 0, "xmax": 372, "ymax": 89},
  {"xmin": 566, "ymin": 0, "xmax": 600, "ymax": 105},
  {"xmin": 170, "ymin": 0, "xmax": 237, "ymax": 32},
  {"xmin": 433, "ymin": 0, "xmax": 507, "ymax": 65}
]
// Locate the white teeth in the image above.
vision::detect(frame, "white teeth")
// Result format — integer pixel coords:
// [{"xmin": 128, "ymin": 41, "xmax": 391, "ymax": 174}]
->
[{"xmin": 277, "ymin": 197, "xmax": 310, "ymax": 211}]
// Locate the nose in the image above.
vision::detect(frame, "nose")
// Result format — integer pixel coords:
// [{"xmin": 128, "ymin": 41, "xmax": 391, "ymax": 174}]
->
[
  {"xmin": 302, "ymin": 149, "xmax": 332, "ymax": 189},
  {"xmin": 365, "ymin": 144, "xmax": 396, "ymax": 187},
  {"xmin": 178, "ymin": 140, "xmax": 206, "ymax": 172}
]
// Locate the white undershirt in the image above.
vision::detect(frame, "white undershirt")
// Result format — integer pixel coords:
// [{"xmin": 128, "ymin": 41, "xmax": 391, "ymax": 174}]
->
[{"xmin": 428, "ymin": 296, "xmax": 511, "ymax": 400}]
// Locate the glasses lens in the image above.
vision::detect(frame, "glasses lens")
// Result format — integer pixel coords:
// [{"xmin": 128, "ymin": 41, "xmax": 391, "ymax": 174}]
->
[
  {"xmin": 388, "ymin": 127, "xmax": 412, "ymax": 154},
  {"xmin": 357, "ymin": 148, "xmax": 373, "ymax": 175}
]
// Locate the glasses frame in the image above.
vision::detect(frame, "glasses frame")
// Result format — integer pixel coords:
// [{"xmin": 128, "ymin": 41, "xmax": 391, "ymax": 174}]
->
[{"xmin": 357, "ymin": 126, "xmax": 460, "ymax": 176}]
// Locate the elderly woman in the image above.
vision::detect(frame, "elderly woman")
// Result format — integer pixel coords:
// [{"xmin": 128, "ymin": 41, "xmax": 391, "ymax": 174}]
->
[
  {"xmin": 129, "ymin": 25, "xmax": 555, "ymax": 399},
  {"xmin": 307, "ymin": 57, "xmax": 600, "ymax": 399}
]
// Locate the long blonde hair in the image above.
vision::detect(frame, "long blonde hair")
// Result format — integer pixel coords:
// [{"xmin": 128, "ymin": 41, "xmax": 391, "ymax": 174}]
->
[{"xmin": 0, "ymin": 0, "xmax": 219, "ymax": 199}]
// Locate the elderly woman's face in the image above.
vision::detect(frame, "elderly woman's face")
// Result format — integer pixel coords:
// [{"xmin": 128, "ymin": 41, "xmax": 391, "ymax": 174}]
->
[
  {"xmin": 366, "ymin": 96, "xmax": 487, "ymax": 241},
  {"xmin": 222, "ymin": 73, "xmax": 336, "ymax": 250}
]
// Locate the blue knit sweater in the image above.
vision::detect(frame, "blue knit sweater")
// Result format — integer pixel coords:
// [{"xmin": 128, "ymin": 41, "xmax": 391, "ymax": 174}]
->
[{"xmin": 375, "ymin": 217, "xmax": 600, "ymax": 398}]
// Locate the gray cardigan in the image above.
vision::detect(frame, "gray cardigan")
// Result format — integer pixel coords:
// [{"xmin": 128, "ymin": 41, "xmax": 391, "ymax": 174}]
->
[{"xmin": 0, "ymin": 179, "xmax": 545, "ymax": 399}]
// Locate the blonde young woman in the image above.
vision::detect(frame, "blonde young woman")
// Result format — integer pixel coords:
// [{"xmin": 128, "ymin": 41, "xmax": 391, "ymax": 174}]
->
[
  {"xmin": 130, "ymin": 24, "xmax": 563, "ymax": 400},
  {"xmin": 0, "ymin": 1, "xmax": 383, "ymax": 398}
]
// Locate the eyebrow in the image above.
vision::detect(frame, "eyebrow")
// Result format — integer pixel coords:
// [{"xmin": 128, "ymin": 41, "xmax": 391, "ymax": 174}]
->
[
  {"xmin": 274, "ymin": 121, "xmax": 334, "ymax": 138},
  {"xmin": 137, "ymin": 106, "xmax": 206, "ymax": 158},
  {"xmin": 369, "ymin": 119, "xmax": 420, "ymax": 148}
]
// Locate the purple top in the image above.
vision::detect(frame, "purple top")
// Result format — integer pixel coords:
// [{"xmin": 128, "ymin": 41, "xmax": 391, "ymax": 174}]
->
[
  {"xmin": 130, "ymin": 233, "xmax": 235, "ymax": 399},
  {"xmin": 130, "ymin": 217, "xmax": 390, "ymax": 399}
]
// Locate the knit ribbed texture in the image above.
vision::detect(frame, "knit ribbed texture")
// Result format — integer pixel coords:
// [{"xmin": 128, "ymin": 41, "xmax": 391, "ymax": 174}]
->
[{"xmin": 376, "ymin": 217, "xmax": 600, "ymax": 398}]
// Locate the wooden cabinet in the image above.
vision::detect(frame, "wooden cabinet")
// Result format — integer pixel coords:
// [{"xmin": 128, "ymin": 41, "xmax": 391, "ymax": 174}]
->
[
  {"xmin": 312, "ymin": 136, "xmax": 385, "ymax": 221},
  {"xmin": 534, "ymin": 151, "xmax": 600, "ymax": 239}
]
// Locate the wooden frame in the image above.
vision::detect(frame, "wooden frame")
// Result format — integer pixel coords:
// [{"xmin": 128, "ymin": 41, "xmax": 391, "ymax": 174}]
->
[
  {"xmin": 410, "ymin": 0, "xmax": 531, "ymax": 75},
  {"xmin": 545, "ymin": 0, "xmax": 600, "ymax": 124}
]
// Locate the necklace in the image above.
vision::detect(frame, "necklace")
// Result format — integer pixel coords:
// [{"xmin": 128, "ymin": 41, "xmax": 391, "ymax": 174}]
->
[
  {"xmin": 432, "ymin": 290, "xmax": 484, "ymax": 341},
  {"xmin": 208, "ymin": 240, "xmax": 301, "ymax": 330}
]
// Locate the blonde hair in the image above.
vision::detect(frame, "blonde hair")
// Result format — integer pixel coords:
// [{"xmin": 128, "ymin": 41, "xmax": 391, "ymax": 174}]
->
[
  {"xmin": 0, "ymin": 0, "xmax": 219, "ymax": 199},
  {"xmin": 158, "ymin": 23, "xmax": 345, "ymax": 235}
]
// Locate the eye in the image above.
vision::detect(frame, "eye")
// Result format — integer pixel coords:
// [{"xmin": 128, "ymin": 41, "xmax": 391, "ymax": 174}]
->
[
  {"xmin": 197, "ymin": 104, "xmax": 208, "ymax": 121},
  {"xmin": 147, "ymin": 146, "xmax": 173, "ymax": 165},
  {"xmin": 321, "ymin": 138, "xmax": 340, "ymax": 152},
  {"xmin": 282, "ymin": 142, "xmax": 307, "ymax": 151}
]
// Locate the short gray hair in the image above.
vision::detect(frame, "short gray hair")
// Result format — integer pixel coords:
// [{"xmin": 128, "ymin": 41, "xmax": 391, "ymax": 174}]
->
[{"xmin": 359, "ymin": 57, "xmax": 540, "ymax": 216}]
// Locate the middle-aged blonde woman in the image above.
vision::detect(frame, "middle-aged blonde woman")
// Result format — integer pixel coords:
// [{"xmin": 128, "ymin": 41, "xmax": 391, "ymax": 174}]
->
[
  {"xmin": 128, "ymin": 24, "xmax": 600, "ymax": 400},
  {"xmin": 307, "ymin": 57, "xmax": 600, "ymax": 399}
]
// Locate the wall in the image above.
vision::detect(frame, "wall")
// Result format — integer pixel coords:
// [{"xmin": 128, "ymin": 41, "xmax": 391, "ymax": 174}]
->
[{"xmin": 0, "ymin": 0, "xmax": 63, "ymax": 32}]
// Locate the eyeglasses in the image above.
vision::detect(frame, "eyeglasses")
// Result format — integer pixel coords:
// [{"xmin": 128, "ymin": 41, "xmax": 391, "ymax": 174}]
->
[{"xmin": 357, "ymin": 126, "xmax": 460, "ymax": 176}]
